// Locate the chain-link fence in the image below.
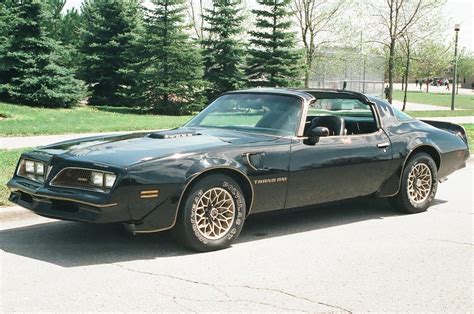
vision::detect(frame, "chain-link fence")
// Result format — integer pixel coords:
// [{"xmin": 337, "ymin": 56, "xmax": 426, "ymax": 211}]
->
[{"xmin": 308, "ymin": 49, "xmax": 385, "ymax": 97}]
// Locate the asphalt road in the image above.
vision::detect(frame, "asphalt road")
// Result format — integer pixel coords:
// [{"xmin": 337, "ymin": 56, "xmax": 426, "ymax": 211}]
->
[{"xmin": 1, "ymin": 163, "xmax": 472, "ymax": 312}]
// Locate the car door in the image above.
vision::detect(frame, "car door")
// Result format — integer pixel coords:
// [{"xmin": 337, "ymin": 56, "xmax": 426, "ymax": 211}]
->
[{"xmin": 285, "ymin": 98, "xmax": 393, "ymax": 209}]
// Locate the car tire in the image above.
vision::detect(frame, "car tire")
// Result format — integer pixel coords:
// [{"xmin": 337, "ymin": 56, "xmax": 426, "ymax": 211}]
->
[
  {"xmin": 174, "ymin": 174, "xmax": 246, "ymax": 252},
  {"xmin": 389, "ymin": 153, "xmax": 438, "ymax": 214}
]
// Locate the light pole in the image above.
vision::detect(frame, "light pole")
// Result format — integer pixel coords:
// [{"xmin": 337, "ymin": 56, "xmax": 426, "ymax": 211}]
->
[{"xmin": 451, "ymin": 24, "xmax": 460, "ymax": 111}]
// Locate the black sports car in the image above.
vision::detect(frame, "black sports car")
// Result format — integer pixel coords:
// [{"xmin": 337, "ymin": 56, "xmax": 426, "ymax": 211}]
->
[{"xmin": 7, "ymin": 88, "xmax": 470, "ymax": 251}]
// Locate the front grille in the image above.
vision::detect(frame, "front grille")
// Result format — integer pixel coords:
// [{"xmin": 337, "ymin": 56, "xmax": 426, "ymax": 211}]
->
[
  {"xmin": 51, "ymin": 168, "xmax": 98, "ymax": 191},
  {"xmin": 50, "ymin": 167, "xmax": 115, "ymax": 193}
]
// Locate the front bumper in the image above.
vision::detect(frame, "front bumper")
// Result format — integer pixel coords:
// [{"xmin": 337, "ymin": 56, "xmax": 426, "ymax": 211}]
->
[{"xmin": 7, "ymin": 177, "xmax": 129, "ymax": 223}]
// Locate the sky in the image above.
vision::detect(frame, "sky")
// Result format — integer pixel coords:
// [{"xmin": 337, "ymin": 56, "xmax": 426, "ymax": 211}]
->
[{"xmin": 64, "ymin": 0, "xmax": 473, "ymax": 51}]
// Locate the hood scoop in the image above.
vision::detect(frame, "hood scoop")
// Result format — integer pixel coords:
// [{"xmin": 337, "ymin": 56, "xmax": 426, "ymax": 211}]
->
[{"xmin": 148, "ymin": 129, "xmax": 200, "ymax": 139}]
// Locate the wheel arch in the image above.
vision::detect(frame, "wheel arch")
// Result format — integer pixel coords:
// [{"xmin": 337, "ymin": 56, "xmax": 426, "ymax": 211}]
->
[
  {"xmin": 405, "ymin": 145, "xmax": 441, "ymax": 170},
  {"xmin": 377, "ymin": 144, "xmax": 441, "ymax": 198},
  {"xmin": 178, "ymin": 167, "xmax": 254, "ymax": 219}
]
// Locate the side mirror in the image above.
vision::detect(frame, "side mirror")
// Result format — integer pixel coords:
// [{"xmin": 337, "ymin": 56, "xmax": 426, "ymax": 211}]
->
[{"xmin": 304, "ymin": 127, "xmax": 329, "ymax": 145}]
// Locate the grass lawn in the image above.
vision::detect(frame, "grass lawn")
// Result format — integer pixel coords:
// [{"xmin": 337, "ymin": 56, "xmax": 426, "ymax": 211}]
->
[
  {"xmin": 0, "ymin": 102, "xmax": 193, "ymax": 136},
  {"xmin": 462, "ymin": 124, "xmax": 473, "ymax": 153},
  {"xmin": 0, "ymin": 148, "xmax": 30, "ymax": 206},
  {"xmin": 393, "ymin": 90, "xmax": 473, "ymax": 109},
  {"xmin": 407, "ymin": 109, "xmax": 474, "ymax": 118}
]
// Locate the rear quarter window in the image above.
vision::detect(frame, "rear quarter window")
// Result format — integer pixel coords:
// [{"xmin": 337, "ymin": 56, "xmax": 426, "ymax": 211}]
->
[{"xmin": 393, "ymin": 107, "xmax": 414, "ymax": 122}]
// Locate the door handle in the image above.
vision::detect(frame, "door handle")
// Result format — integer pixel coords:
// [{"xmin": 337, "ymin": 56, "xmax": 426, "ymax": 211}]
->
[{"xmin": 377, "ymin": 142, "xmax": 390, "ymax": 149}]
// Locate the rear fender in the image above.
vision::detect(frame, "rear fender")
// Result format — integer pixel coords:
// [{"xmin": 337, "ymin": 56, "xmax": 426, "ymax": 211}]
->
[{"xmin": 421, "ymin": 120, "xmax": 469, "ymax": 146}]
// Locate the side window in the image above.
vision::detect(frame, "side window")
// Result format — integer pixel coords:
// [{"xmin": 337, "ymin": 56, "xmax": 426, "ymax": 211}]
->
[
  {"xmin": 376, "ymin": 99, "xmax": 394, "ymax": 118},
  {"xmin": 307, "ymin": 98, "xmax": 378, "ymax": 135},
  {"xmin": 393, "ymin": 107, "xmax": 414, "ymax": 122}
]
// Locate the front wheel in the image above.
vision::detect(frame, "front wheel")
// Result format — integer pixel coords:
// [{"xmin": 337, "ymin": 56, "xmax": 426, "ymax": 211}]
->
[
  {"xmin": 174, "ymin": 174, "xmax": 246, "ymax": 252},
  {"xmin": 389, "ymin": 153, "xmax": 438, "ymax": 214}
]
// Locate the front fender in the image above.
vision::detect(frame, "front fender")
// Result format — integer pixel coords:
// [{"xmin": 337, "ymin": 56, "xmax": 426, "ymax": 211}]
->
[{"xmin": 127, "ymin": 152, "xmax": 251, "ymax": 233}]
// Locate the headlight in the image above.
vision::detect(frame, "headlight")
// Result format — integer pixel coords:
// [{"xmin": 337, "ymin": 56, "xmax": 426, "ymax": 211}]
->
[
  {"xmin": 90, "ymin": 171, "xmax": 116, "ymax": 189},
  {"xmin": 104, "ymin": 174, "xmax": 116, "ymax": 188},
  {"xmin": 25, "ymin": 160, "xmax": 35, "ymax": 173},
  {"xmin": 17, "ymin": 159, "xmax": 47, "ymax": 183},
  {"xmin": 91, "ymin": 171, "xmax": 104, "ymax": 187},
  {"xmin": 36, "ymin": 163, "xmax": 44, "ymax": 175}
]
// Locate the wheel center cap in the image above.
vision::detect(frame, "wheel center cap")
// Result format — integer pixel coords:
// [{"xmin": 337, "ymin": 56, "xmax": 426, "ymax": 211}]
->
[
  {"xmin": 416, "ymin": 179, "xmax": 422, "ymax": 188},
  {"xmin": 210, "ymin": 208, "xmax": 218, "ymax": 219}
]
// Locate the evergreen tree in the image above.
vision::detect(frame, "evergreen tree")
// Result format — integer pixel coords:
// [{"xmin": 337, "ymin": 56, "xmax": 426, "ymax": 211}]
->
[
  {"xmin": 80, "ymin": 0, "xmax": 141, "ymax": 105},
  {"xmin": 57, "ymin": 8, "xmax": 83, "ymax": 47},
  {"xmin": 0, "ymin": 1, "xmax": 85, "ymax": 108},
  {"xmin": 0, "ymin": 0, "xmax": 16, "ymax": 100},
  {"xmin": 203, "ymin": 0, "xmax": 246, "ymax": 99},
  {"xmin": 133, "ymin": 0, "xmax": 206, "ymax": 114},
  {"xmin": 247, "ymin": 0, "xmax": 303, "ymax": 87}
]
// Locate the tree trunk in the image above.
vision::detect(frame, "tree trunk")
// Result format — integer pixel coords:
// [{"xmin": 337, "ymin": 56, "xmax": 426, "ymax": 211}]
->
[
  {"xmin": 387, "ymin": 39, "xmax": 396, "ymax": 104},
  {"xmin": 304, "ymin": 57, "xmax": 311, "ymax": 88},
  {"xmin": 456, "ymin": 73, "xmax": 459, "ymax": 95},
  {"xmin": 401, "ymin": 76, "xmax": 404, "ymax": 91},
  {"xmin": 402, "ymin": 41, "xmax": 410, "ymax": 111}
]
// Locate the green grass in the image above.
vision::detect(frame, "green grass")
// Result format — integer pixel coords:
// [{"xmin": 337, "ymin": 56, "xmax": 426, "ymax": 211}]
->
[
  {"xmin": 0, "ymin": 102, "xmax": 193, "ymax": 136},
  {"xmin": 0, "ymin": 148, "xmax": 30, "ymax": 206},
  {"xmin": 393, "ymin": 90, "xmax": 473, "ymax": 109},
  {"xmin": 462, "ymin": 124, "xmax": 473, "ymax": 152},
  {"xmin": 407, "ymin": 109, "xmax": 474, "ymax": 117}
]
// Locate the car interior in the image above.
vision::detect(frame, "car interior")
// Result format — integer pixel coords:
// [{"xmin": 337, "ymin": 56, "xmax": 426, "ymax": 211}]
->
[{"xmin": 304, "ymin": 95, "xmax": 378, "ymax": 136}]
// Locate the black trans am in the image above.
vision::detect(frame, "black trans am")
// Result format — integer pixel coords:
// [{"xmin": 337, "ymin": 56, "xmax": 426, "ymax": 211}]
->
[{"xmin": 7, "ymin": 89, "xmax": 470, "ymax": 251}]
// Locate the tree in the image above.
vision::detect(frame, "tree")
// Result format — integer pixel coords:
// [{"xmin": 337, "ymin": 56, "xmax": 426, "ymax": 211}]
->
[
  {"xmin": 247, "ymin": 0, "xmax": 303, "ymax": 87},
  {"xmin": 0, "ymin": 0, "xmax": 16, "ymax": 100},
  {"xmin": 366, "ymin": 0, "xmax": 443, "ymax": 103},
  {"xmin": 42, "ymin": 0, "xmax": 66, "ymax": 40},
  {"xmin": 0, "ymin": 1, "xmax": 85, "ymax": 108},
  {"xmin": 80, "ymin": 0, "xmax": 141, "ymax": 105},
  {"xmin": 132, "ymin": 0, "xmax": 206, "ymax": 114},
  {"xmin": 57, "ymin": 8, "xmax": 83, "ymax": 47},
  {"xmin": 187, "ymin": 0, "xmax": 207, "ymax": 42},
  {"xmin": 203, "ymin": 0, "xmax": 246, "ymax": 100},
  {"xmin": 411, "ymin": 41, "xmax": 450, "ymax": 92},
  {"xmin": 456, "ymin": 49, "xmax": 474, "ymax": 93},
  {"xmin": 397, "ymin": 4, "xmax": 445, "ymax": 110},
  {"xmin": 291, "ymin": 0, "xmax": 344, "ymax": 88}
]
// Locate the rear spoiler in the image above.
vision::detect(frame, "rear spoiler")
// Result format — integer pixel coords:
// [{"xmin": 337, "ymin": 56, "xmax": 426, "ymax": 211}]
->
[{"xmin": 421, "ymin": 120, "xmax": 469, "ymax": 146}]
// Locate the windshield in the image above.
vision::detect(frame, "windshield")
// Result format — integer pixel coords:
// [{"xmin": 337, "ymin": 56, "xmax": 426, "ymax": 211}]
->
[{"xmin": 186, "ymin": 93, "xmax": 303, "ymax": 136}]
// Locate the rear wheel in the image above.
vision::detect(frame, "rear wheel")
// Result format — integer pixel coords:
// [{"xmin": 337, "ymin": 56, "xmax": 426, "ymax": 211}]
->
[
  {"xmin": 174, "ymin": 174, "xmax": 246, "ymax": 251},
  {"xmin": 389, "ymin": 153, "xmax": 438, "ymax": 214}
]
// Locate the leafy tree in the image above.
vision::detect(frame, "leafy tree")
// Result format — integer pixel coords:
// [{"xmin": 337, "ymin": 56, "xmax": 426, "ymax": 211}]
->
[
  {"xmin": 247, "ymin": 0, "xmax": 303, "ymax": 87},
  {"xmin": 411, "ymin": 41, "xmax": 450, "ymax": 92},
  {"xmin": 80, "ymin": 0, "xmax": 141, "ymax": 105},
  {"xmin": 366, "ymin": 0, "xmax": 443, "ymax": 103},
  {"xmin": 0, "ymin": 1, "xmax": 85, "ymax": 108},
  {"xmin": 132, "ymin": 0, "xmax": 206, "ymax": 114},
  {"xmin": 203, "ymin": 0, "xmax": 246, "ymax": 100},
  {"xmin": 456, "ymin": 49, "xmax": 474, "ymax": 91},
  {"xmin": 290, "ymin": 0, "xmax": 344, "ymax": 88}
]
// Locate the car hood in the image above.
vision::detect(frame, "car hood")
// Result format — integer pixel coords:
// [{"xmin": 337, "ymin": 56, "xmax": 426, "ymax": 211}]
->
[{"xmin": 37, "ymin": 127, "xmax": 281, "ymax": 167}]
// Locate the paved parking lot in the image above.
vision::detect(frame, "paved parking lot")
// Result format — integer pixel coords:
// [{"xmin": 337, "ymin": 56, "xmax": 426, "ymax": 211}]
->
[{"xmin": 1, "ymin": 163, "xmax": 472, "ymax": 312}]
